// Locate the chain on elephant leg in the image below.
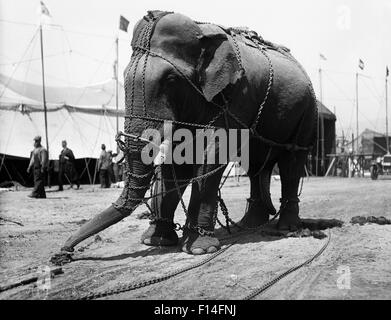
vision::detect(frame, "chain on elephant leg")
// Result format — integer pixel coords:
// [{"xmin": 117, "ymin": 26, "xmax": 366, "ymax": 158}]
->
[
  {"xmin": 181, "ymin": 226, "xmax": 220, "ymax": 255},
  {"xmin": 176, "ymin": 162, "xmax": 225, "ymax": 254},
  {"xmin": 181, "ymin": 202, "xmax": 220, "ymax": 255},
  {"xmin": 277, "ymin": 176, "xmax": 303, "ymax": 231},
  {"xmin": 181, "ymin": 171, "xmax": 222, "ymax": 255},
  {"xmin": 140, "ymin": 167, "xmax": 176, "ymax": 246},
  {"xmin": 277, "ymin": 198, "xmax": 302, "ymax": 231},
  {"xmin": 141, "ymin": 193, "xmax": 179, "ymax": 246}
]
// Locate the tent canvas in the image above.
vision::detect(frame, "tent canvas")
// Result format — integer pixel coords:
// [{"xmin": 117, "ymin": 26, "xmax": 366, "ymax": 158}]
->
[
  {"xmin": 0, "ymin": 73, "xmax": 125, "ymax": 108},
  {"xmin": 0, "ymin": 74, "xmax": 124, "ymax": 160}
]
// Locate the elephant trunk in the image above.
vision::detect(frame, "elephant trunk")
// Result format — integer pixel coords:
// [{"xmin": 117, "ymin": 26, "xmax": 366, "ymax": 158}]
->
[{"xmin": 62, "ymin": 155, "xmax": 154, "ymax": 251}]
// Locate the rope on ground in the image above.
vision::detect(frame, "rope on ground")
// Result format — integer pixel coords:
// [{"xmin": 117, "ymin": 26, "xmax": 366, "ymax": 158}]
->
[
  {"xmin": 76, "ymin": 242, "xmax": 236, "ymax": 300},
  {"xmin": 242, "ymin": 228, "xmax": 331, "ymax": 300},
  {"xmin": 0, "ymin": 215, "xmax": 24, "ymax": 226}
]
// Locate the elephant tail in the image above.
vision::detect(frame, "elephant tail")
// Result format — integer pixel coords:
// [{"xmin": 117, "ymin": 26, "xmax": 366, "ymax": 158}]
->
[
  {"xmin": 259, "ymin": 165, "xmax": 277, "ymax": 216},
  {"xmin": 291, "ymin": 86, "xmax": 318, "ymax": 151},
  {"xmin": 257, "ymin": 148, "xmax": 277, "ymax": 216}
]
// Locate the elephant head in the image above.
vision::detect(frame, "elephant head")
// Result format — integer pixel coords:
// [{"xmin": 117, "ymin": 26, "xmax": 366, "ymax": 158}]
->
[{"xmin": 119, "ymin": 11, "xmax": 245, "ymax": 209}]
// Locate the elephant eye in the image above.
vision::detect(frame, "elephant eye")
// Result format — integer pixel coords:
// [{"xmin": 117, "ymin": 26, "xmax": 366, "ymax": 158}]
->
[
  {"xmin": 157, "ymin": 72, "xmax": 179, "ymax": 97},
  {"xmin": 166, "ymin": 74, "xmax": 177, "ymax": 84},
  {"xmin": 163, "ymin": 74, "xmax": 179, "ymax": 92}
]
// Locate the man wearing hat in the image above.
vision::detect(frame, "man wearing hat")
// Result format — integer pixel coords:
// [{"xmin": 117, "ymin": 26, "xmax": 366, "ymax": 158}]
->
[
  {"xmin": 97, "ymin": 144, "xmax": 111, "ymax": 188},
  {"xmin": 26, "ymin": 136, "xmax": 48, "ymax": 198},
  {"xmin": 58, "ymin": 140, "xmax": 80, "ymax": 191}
]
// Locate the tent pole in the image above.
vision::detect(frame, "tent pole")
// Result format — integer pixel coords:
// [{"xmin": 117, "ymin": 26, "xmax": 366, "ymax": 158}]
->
[
  {"xmin": 315, "ymin": 104, "xmax": 319, "ymax": 177},
  {"xmin": 319, "ymin": 67, "xmax": 325, "ymax": 175},
  {"xmin": 39, "ymin": 23, "xmax": 50, "ymax": 187},
  {"xmin": 352, "ymin": 133, "xmax": 355, "ymax": 154},
  {"xmin": 356, "ymin": 72, "xmax": 359, "ymax": 155},
  {"xmin": 115, "ymin": 36, "xmax": 119, "ymax": 134},
  {"xmin": 386, "ymin": 71, "xmax": 389, "ymax": 153}
]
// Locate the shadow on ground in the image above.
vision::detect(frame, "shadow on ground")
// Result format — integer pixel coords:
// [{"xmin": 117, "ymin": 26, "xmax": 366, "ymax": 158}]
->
[
  {"xmin": 217, "ymin": 218, "xmax": 343, "ymax": 246},
  {"xmin": 67, "ymin": 218, "xmax": 343, "ymax": 264},
  {"xmin": 73, "ymin": 245, "xmax": 180, "ymax": 262}
]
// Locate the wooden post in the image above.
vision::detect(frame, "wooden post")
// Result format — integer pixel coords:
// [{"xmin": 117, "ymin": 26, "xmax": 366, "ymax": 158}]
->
[
  {"xmin": 352, "ymin": 133, "xmax": 355, "ymax": 154},
  {"xmin": 325, "ymin": 157, "xmax": 336, "ymax": 177},
  {"xmin": 348, "ymin": 157, "xmax": 352, "ymax": 178}
]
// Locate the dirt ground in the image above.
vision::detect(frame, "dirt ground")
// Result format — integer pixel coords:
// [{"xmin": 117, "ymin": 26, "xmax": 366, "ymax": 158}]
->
[{"xmin": 0, "ymin": 176, "xmax": 391, "ymax": 300}]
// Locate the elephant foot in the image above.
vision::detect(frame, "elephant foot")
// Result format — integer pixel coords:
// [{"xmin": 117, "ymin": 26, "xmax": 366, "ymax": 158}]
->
[
  {"xmin": 277, "ymin": 200, "xmax": 302, "ymax": 231},
  {"xmin": 141, "ymin": 220, "xmax": 178, "ymax": 246},
  {"xmin": 50, "ymin": 247, "xmax": 74, "ymax": 266},
  {"xmin": 239, "ymin": 198, "xmax": 270, "ymax": 228},
  {"xmin": 181, "ymin": 227, "xmax": 220, "ymax": 255}
]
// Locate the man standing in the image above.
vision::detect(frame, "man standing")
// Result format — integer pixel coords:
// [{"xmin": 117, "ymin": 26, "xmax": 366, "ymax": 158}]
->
[
  {"xmin": 112, "ymin": 147, "xmax": 125, "ymax": 183},
  {"xmin": 97, "ymin": 144, "xmax": 111, "ymax": 188},
  {"xmin": 27, "ymin": 136, "xmax": 48, "ymax": 198},
  {"xmin": 107, "ymin": 150, "xmax": 115, "ymax": 184},
  {"xmin": 58, "ymin": 140, "xmax": 80, "ymax": 191}
]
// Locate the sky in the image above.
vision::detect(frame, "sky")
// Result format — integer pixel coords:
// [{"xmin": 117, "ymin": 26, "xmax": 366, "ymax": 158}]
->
[{"xmin": 1, "ymin": 0, "xmax": 391, "ymax": 138}]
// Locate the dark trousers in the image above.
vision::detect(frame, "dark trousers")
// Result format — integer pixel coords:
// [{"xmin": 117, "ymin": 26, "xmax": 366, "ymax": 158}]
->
[
  {"xmin": 31, "ymin": 167, "xmax": 46, "ymax": 198},
  {"xmin": 99, "ymin": 169, "xmax": 111, "ymax": 188},
  {"xmin": 58, "ymin": 163, "xmax": 80, "ymax": 190},
  {"xmin": 108, "ymin": 164, "xmax": 115, "ymax": 183},
  {"xmin": 113, "ymin": 163, "xmax": 124, "ymax": 182}
]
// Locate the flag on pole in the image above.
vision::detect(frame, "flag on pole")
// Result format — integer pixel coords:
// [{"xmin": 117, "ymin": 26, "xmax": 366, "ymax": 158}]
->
[
  {"xmin": 358, "ymin": 59, "xmax": 365, "ymax": 70},
  {"xmin": 319, "ymin": 53, "xmax": 327, "ymax": 61},
  {"xmin": 119, "ymin": 15, "xmax": 130, "ymax": 32},
  {"xmin": 40, "ymin": 1, "xmax": 51, "ymax": 17},
  {"xmin": 387, "ymin": 66, "xmax": 389, "ymax": 78}
]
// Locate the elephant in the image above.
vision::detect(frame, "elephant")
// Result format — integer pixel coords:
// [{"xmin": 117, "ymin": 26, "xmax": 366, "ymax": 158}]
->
[{"xmin": 52, "ymin": 10, "xmax": 317, "ymax": 260}]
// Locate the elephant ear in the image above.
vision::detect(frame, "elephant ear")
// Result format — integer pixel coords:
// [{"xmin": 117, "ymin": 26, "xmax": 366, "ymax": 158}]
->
[{"xmin": 197, "ymin": 24, "xmax": 244, "ymax": 102}]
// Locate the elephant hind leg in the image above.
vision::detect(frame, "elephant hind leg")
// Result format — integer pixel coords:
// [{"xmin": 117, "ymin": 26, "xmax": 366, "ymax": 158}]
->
[
  {"xmin": 240, "ymin": 148, "xmax": 279, "ymax": 228},
  {"xmin": 277, "ymin": 150, "xmax": 307, "ymax": 231},
  {"xmin": 240, "ymin": 164, "xmax": 276, "ymax": 228}
]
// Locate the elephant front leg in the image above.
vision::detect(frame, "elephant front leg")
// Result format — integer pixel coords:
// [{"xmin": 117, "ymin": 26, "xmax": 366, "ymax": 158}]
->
[
  {"xmin": 141, "ymin": 164, "xmax": 192, "ymax": 246},
  {"xmin": 181, "ymin": 164, "xmax": 225, "ymax": 255}
]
